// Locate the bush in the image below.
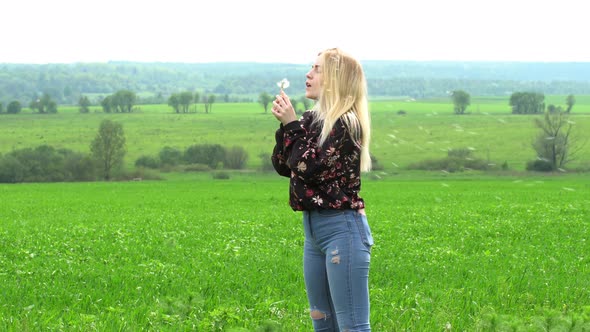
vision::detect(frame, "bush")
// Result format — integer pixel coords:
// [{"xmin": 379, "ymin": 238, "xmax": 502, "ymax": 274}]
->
[
  {"xmin": 0, "ymin": 156, "xmax": 25, "ymax": 183},
  {"xmin": 184, "ymin": 164, "xmax": 211, "ymax": 172},
  {"xmin": 159, "ymin": 146, "xmax": 183, "ymax": 166},
  {"xmin": 0, "ymin": 145, "xmax": 97, "ymax": 183},
  {"xmin": 526, "ymin": 159, "xmax": 554, "ymax": 172},
  {"xmin": 259, "ymin": 153, "xmax": 275, "ymax": 172},
  {"xmin": 370, "ymin": 154, "xmax": 384, "ymax": 171},
  {"xmin": 212, "ymin": 171, "xmax": 230, "ymax": 180},
  {"xmin": 224, "ymin": 146, "xmax": 249, "ymax": 169},
  {"xmin": 408, "ymin": 148, "xmax": 495, "ymax": 172},
  {"xmin": 184, "ymin": 144, "xmax": 226, "ymax": 169},
  {"xmin": 135, "ymin": 155, "xmax": 160, "ymax": 169}
]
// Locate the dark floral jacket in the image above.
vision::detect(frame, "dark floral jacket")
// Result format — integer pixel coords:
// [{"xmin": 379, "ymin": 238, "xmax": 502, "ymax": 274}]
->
[{"xmin": 271, "ymin": 110, "xmax": 366, "ymax": 211}]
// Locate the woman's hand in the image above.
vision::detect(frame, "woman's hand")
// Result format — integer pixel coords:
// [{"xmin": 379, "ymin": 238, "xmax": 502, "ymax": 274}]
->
[{"xmin": 271, "ymin": 91, "xmax": 297, "ymax": 125}]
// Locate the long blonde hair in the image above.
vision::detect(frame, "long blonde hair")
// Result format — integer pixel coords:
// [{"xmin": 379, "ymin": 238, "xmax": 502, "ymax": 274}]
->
[{"xmin": 312, "ymin": 48, "xmax": 372, "ymax": 172}]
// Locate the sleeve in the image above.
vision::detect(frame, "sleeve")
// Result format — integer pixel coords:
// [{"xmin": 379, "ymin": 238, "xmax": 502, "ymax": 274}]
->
[
  {"xmin": 271, "ymin": 124, "xmax": 291, "ymax": 177},
  {"xmin": 283, "ymin": 118, "xmax": 351, "ymax": 184}
]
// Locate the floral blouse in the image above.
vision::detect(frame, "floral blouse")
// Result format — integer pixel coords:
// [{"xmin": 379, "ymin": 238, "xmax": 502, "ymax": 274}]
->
[{"xmin": 272, "ymin": 110, "xmax": 366, "ymax": 211}]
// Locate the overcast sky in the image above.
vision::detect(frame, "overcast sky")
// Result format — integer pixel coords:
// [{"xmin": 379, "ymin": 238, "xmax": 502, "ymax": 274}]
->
[{"xmin": 1, "ymin": 0, "xmax": 588, "ymax": 64}]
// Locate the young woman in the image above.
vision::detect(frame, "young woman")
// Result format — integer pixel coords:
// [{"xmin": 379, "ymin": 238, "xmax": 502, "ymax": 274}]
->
[{"xmin": 271, "ymin": 48, "xmax": 374, "ymax": 332}]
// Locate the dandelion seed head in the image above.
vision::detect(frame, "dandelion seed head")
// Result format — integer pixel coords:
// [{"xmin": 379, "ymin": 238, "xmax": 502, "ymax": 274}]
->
[{"xmin": 276, "ymin": 78, "xmax": 290, "ymax": 90}]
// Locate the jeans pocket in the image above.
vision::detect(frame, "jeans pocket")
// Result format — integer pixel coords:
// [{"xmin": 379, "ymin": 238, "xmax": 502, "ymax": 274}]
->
[{"xmin": 356, "ymin": 214, "xmax": 374, "ymax": 249}]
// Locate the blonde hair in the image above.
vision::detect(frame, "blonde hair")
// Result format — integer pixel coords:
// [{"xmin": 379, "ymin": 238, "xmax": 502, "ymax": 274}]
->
[{"xmin": 312, "ymin": 48, "xmax": 372, "ymax": 172}]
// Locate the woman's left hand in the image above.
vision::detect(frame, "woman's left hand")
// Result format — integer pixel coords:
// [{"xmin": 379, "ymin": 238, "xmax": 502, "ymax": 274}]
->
[{"xmin": 271, "ymin": 91, "xmax": 297, "ymax": 125}]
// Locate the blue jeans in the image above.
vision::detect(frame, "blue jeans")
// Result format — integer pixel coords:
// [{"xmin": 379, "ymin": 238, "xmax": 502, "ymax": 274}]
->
[{"xmin": 302, "ymin": 209, "xmax": 374, "ymax": 332}]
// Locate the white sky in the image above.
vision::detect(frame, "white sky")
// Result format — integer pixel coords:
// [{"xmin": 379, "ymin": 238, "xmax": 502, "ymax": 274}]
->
[{"xmin": 1, "ymin": 0, "xmax": 589, "ymax": 64}]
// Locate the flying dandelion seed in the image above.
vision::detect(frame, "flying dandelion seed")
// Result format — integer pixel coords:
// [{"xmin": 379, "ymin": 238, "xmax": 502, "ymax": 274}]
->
[
  {"xmin": 495, "ymin": 196, "xmax": 502, "ymax": 200},
  {"xmin": 441, "ymin": 170, "xmax": 449, "ymax": 174},
  {"xmin": 388, "ymin": 134, "xmax": 397, "ymax": 139},
  {"xmin": 498, "ymin": 118, "xmax": 506, "ymax": 123},
  {"xmin": 567, "ymin": 120, "xmax": 576, "ymax": 124},
  {"xmin": 391, "ymin": 162, "xmax": 399, "ymax": 168},
  {"xmin": 468, "ymin": 147, "xmax": 476, "ymax": 151},
  {"xmin": 558, "ymin": 168, "xmax": 566, "ymax": 172},
  {"xmin": 483, "ymin": 112, "xmax": 489, "ymax": 115},
  {"xmin": 441, "ymin": 183, "xmax": 449, "ymax": 187},
  {"xmin": 562, "ymin": 187, "xmax": 575, "ymax": 191}
]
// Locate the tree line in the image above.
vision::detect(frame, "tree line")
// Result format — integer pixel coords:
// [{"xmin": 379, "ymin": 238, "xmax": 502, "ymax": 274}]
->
[{"xmin": 2, "ymin": 61, "xmax": 590, "ymax": 105}]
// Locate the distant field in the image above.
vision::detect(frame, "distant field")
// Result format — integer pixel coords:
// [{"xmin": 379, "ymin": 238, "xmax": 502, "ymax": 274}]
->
[
  {"xmin": 1, "ymin": 96, "xmax": 589, "ymax": 171},
  {"xmin": 1, "ymin": 173, "xmax": 589, "ymax": 330}
]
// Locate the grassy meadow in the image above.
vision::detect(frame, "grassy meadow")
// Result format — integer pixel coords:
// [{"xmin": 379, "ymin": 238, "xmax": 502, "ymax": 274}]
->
[
  {"xmin": 1, "ymin": 173, "xmax": 589, "ymax": 330},
  {"xmin": 1, "ymin": 96, "xmax": 590, "ymax": 330},
  {"xmin": 1, "ymin": 95, "xmax": 589, "ymax": 172}
]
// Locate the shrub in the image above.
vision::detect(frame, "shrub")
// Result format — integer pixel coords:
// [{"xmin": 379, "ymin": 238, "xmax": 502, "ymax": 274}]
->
[
  {"xmin": 408, "ymin": 148, "xmax": 495, "ymax": 172},
  {"xmin": 159, "ymin": 146, "xmax": 183, "ymax": 166},
  {"xmin": 259, "ymin": 153, "xmax": 275, "ymax": 172},
  {"xmin": 0, "ymin": 156, "xmax": 24, "ymax": 183},
  {"xmin": 184, "ymin": 164, "xmax": 211, "ymax": 172},
  {"xmin": 184, "ymin": 144, "xmax": 226, "ymax": 169},
  {"xmin": 370, "ymin": 154, "xmax": 384, "ymax": 171},
  {"xmin": 0, "ymin": 145, "xmax": 97, "ymax": 182},
  {"xmin": 212, "ymin": 171, "xmax": 230, "ymax": 180},
  {"xmin": 526, "ymin": 159, "xmax": 554, "ymax": 172},
  {"xmin": 135, "ymin": 155, "xmax": 160, "ymax": 169},
  {"xmin": 224, "ymin": 146, "xmax": 249, "ymax": 169}
]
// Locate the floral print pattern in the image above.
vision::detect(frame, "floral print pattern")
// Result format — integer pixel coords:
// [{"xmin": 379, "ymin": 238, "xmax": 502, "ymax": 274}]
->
[{"xmin": 272, "ymin": 110, "xmax": 366, "ymax": 211}]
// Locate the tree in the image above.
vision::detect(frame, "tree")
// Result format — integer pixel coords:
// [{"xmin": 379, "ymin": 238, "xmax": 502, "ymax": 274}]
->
[
  {"xmin": 258, "ymin": 92, "xmax": 272, "ymax": 113},
  {"xmin": 168, "ymin": 94, "xmax": 181, "ymax": 113},
  {"xmin": 193, "ymin": 92, "xmax": 200, "ymax": 113},
  {"xmin": 451, "ymin": 90, "xmax": 470, "ymax": 114},
  {"xmin": 101, "ymin": 95, "xmax": 113, "ymax": 113},
  {"xmin": 203, "ymin": 94, "xmax": 216, "ymax": 113},
  {"xmin": 179, "ymin": 91, "xmax": 194, "ymax": 113},
  {"xmin": 90, "ymin": 119, "xmax": 126, "ymax": 180},
  {"xmin": 509, "ymin": 92, "xmax": 545, "ymax": 114},
  {"xmin": 0, "ymin": 102, "xmax": 3, "ymax": 113},
  {"xmin": 113, "ymin": 90, "xmax": 136, "ymax": 113},
  {"xmin": 531, "ymin": 109, "xmax": 575, "ymax": 171},
  {"xmin": 7, "ymin": 101, "xmax": 21, "ymax": 114},
  {"xmin": 30, "ymin": 93, "xmax": 58, "ymax": 113},
  {"xmin": 79, "ymin": 95, "xmax": 91, "ymax": 113},
  {"xmin": 566, "ymin": 94, "xmax": 575, "ymax": 113}
]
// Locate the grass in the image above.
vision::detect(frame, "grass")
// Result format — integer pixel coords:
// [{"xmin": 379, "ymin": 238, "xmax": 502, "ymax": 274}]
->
[
  {"xmin": 1, "ymin": 173, "xmax": 589, "ymax": 330},
  {"xmin": 1, "ymin": 97, "xmax": 589, "ymax": 172}
]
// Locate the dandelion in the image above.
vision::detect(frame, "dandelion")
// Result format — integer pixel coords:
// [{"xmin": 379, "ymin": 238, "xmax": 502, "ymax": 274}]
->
[{"xmin": 277, "ymin": 78, "xmax": 290, "ymax": 90}]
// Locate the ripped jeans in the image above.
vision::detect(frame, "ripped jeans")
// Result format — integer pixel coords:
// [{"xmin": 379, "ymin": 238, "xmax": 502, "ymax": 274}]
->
[{"xmin": 302, "ymin": 209, "xmax": 374, "ymax": 332}]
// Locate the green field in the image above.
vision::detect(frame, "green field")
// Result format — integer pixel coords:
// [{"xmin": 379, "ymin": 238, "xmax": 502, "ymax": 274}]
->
[
  {"xmin": 1, "ymin": 96, "xmax": 590, "ymax": 330},
  {"xmin": 1, "ymin": 96, "xmax": 589, "ymax": 172},
  {"xmin": 1, "ymin": 173, "xmax": 589, "ymax": 330}
]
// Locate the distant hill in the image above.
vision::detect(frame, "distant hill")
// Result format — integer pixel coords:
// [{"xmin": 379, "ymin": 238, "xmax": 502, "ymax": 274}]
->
[{"xmin": 1, "ymin": 61, "xmax": 590, "ymax": 105}]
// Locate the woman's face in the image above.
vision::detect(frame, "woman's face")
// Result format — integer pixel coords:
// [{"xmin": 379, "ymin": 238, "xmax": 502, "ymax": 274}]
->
[{"xmin": 305, "ymin": 55, "xmax": 323, "ymax": 100}]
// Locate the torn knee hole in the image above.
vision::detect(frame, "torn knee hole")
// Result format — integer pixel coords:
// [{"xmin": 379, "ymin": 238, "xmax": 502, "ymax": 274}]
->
[{"xmin": 310, "ymin": 310, "xmax": 326, "ymax": 320}]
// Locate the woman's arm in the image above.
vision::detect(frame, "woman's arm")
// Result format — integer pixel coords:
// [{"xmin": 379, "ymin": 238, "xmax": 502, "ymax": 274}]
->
[{"xmin": 271, "ymin": 124, "xmax": 291, "ymax": 177}]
